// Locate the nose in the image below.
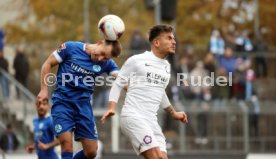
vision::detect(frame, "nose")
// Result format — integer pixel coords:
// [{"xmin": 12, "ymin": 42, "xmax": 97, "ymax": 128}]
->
[{"xmin": 172, "ymin": 39, "xmax": 176, "ymax": 45}]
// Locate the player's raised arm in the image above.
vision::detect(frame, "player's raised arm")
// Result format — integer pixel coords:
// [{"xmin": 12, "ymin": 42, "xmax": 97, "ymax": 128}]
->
[
  {"xmin": 100, "ymin": 75, "xmax": 127, "ymax": 124},
  {"xmin": 101, "ymin": 57, "xmax": 136, "ymax": 124},
  {"xmin": 36, "ymin": 53, "xmax": 59, "ymax": 105},
  {"xmin": 161, "ymin": 91, "xmax": 188, "ymax": 124}
]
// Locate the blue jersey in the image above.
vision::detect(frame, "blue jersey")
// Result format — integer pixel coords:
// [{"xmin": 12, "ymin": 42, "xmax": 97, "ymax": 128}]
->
[
  {"xmin": 33, "ymin": 116, "xmax": 59, "ymax": 159},
  {"xmin": 52, "ymin": 41, "xmax": 119, "ymax": 100}
]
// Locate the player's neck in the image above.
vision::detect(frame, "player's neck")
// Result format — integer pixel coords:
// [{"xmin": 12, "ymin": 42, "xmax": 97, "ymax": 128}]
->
[
  {"xmin": 152, "ymin": 48, "xmax": 167, "ymax": 59},
  {"xmin": 38, "ymin": 115, "xmax": 46, "ymax": 118}
]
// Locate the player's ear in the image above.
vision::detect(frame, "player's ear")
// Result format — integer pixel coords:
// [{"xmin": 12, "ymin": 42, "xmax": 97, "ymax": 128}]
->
[{"xmin": 153, "ymin": 39, "xmax": 159, "ymax": 47}]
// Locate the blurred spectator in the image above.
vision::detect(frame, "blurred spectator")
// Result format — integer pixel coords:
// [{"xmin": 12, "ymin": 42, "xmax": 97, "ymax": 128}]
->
[
  {"xmin": 235, "ymin": 30, "xmax": 253, "ymax": 59},
  {"xmin": 0, "ymin": 123, "xmax": 19, "ymax": 153},
  {"xmin": 203, "ymin": 53, "xmax": 216, "ymax": 76},
  {"xmin": 218, "ymin": 47, "xmax": 236, "ymax": 75},
  {"xmin": 0, "ymin": 29, "xmax": 4, "ymax": 52},
  {"xmin": 212, "ymin": 67, "xmax": 229, "ymax": 109},
  {"xmin": 190, "ymin": 61, "xmax": 210, "ymax": 100},
  {"xmin": 183, "ymin": 46, "xmax": 196, "ymax": 72},
  {"xmin": 233, "ymin": 58, "xmax": 246, "ymax": 100},
  {"xmin": 13, "ymin": 46, "xmax": 29, "ymax": 99},
  {"xmin": 208, "ymin": 29, "xmax": 225, "ymax": 60},
  {"xmin": 253, "ymin": 37, "xmax": 268, "ymax": 78},
  {"xmin": 245, "ymin": 60, "xmax": 255, "ymax": 101},
  {"xmin": 176, "ymin": 56, "xmax": 193, "ymax": 99},
  {"xmin": 129, "ymin": 30, "xmax": 149, "ymax": 54},
  {"xmin": 177, "ymin": 56, "xmax": 189, "ymax": 75},
  {"xmin": 189, "ymin": 61, "xmax": 210, "ymax": 144},
  {"xmin": 244, "ymin": 60, "xmax": 260, "ymax": 136},
  {"xmin": 218, "ymin": 47, "xmax": 236, "ymax": 98},
  {"xmin": 0, "ymin": 50, "xmax": 10, "ymax": 98}
]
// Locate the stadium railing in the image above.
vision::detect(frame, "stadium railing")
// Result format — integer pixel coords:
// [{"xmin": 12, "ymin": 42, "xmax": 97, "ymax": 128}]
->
[{"xmin": 0, "ymin": 68, "xmax": 36, "ymax": 148}]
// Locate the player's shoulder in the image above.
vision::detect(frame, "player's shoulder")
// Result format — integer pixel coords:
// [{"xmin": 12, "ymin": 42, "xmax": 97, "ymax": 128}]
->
[
  {"xmin": 126, "ymin": 51, "xmax": 149, "ymax": 62},
  {"xmin": 62, "ymin": 41, "xmax": 85, "ymax": 50},
  {"xmin": 164, "ymin": 59, "xmax": 170, "ymax": 66},
  {"xmin": 97, "ymin": 58, "xmax": 117, "ymax": 69},
  {"xmin": 105, "ymin": 58, "xmax": 116, "ymax": 64},
  {"xmin": 46, "ymin": 115, "xmax": 54, "ymax": 121}
]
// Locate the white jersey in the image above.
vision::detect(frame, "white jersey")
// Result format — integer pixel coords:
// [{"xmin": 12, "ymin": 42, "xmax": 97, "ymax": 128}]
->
[{"xmin": 118, "ymin": 51, "xmax": 171, "ymax": 119}]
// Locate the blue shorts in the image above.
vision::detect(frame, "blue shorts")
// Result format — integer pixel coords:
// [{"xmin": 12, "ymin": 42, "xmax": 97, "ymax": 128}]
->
[{"xmin": 51, "ymin": 98, "xmax": 98, "ymax": 141}]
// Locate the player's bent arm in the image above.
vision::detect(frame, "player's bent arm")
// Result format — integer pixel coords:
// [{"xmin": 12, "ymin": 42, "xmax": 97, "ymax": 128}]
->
[
  {"xmin": 162, "ymin": 92, "xmax": 188, "ymax": 124},
  {"xmin": 164, "ymin": 105, "xmax": 188, "ymax": 124},
  {"xmin": 38, "ymin": 139, "xmax": 60, "ymax": 150},
  {"xmin": 107, "ymin": 83, "xmax": 123, "ymax": 109},
  {"xmin": 109, "ymin": 77, "xmax": 126, "ymax": 102},
  {"xmin": 101, "ymin": 77, "xmax": 126, "ymax": 123},
  {"xmin": 46, "ymin": 138, "xmax": 60, "ymax": 149},
  {"xmin": 40, "ymin": 54, "xmax": 59, "ymax": 90},
  {"xmin": 163, "ymin": 105, "xmax": 177, "ymax": 117}
]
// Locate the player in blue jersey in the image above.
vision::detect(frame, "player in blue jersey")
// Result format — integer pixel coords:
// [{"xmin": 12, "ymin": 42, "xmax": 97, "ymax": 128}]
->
[
  {"xmin": 36, "ymin": 40, "xmax": 121, "ymax": 159},
  {"xmin": 25, "ymin": 100, "xmax": 59, "ymax": 159}
]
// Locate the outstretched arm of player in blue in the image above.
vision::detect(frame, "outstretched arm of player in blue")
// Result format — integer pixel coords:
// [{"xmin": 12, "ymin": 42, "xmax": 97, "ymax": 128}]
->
[
  {"xmin": 25, "ymin": 143, "xmax": 35, "ymax": 153},
  {"xmin": 36, "ymin": 54, "xmax": 59, "ymax": 105},
  {"xmin": 37, "ymin": 139, "xmax": 60, "ymax": 150}
]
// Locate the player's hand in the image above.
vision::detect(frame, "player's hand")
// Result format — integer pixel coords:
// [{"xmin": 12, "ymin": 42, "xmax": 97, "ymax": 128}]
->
[
  {"xmin": 25, "ymin": 144, "xmax": 35, "ymax": 153},
  {"xmin": 101, "ymin": 101, "xmax": 117, "ymax": 124},
  {"xmin": 172, "ymin": 111, "xmax": 188, "ymax": 124},
  {"xmin": 101, "ymin": 109, "xmax": 115, "ymax": 124},
  {"xmin": 38, "ymin": 141, "xmax": 50, "ymax": 150},
  {"xmin": 36, "ymin": 89, "xmax": 48, "ymax": 106}
]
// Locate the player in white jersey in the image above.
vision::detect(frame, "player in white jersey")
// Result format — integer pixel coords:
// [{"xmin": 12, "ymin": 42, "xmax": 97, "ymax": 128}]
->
[{"xmin": 101, "ymin": 24, "xmax": 188, "ymax": 159}]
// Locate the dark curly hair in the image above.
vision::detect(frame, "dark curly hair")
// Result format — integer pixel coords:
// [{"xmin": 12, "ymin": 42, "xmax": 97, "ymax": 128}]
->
[{"xmin": 148, "ymin": 24, "xmax": 174, "ymax": 42}]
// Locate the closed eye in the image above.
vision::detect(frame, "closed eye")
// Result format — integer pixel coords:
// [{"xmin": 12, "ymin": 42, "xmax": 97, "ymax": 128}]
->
[{"xmin": 168, "ymin": 35, "xmax": 175, "ymax": 41}]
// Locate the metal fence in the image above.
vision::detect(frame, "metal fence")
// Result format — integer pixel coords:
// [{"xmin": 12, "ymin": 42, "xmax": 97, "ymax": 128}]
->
[
  {"xmin": 0, "ymin": 68, "xmax": 36, "ymax": 148},
  {"xmin": 94, "ymin": 98, "xmax": 276, "ymax": 154}
]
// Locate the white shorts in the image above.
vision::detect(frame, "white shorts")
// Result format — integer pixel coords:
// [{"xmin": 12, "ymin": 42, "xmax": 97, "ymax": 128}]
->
[{"xmin": 120, "ymin": 116, "xmax": 167, "ymax": 155}]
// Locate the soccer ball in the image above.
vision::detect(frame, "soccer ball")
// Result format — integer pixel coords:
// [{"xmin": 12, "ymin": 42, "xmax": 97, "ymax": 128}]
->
[{"xmin": 98, "ymin": 14, "xmax": 125, "ymax": 41}]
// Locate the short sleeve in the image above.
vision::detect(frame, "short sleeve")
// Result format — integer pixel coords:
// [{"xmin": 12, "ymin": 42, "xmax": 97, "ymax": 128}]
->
[
  {"xmin": 160, "ymin": 90, "xmax": 171, "ymax": 109},
  {"xmin": 106, "ymin": 59, "xmax": 119, "ymax": 75},
  {"xmin": 118, "ymin": 56, "xmax": 137, "ymax": 81},
  {"xmin": 52, "ymin": 41, "xmax": 72, "ymax": 63}
]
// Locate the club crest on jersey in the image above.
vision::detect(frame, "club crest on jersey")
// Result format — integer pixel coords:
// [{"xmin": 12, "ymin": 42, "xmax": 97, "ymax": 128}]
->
[
  {"xmin": 55, "ymin": 124, "xmax": 62, "ymax": 133},
  {"xmin": 57, "ymin": 43, "xmax": 66, "ymax": 53},
  {"xmin": 93, "ymin": 65, "xmax": 101, "ymax": 72},
  {"xmin": 38, "ymin": 123, "xmax": 44, "ymax": 129},
  {"xmin": 143, "ymin": 135, "xmax": 152, "ymax": 144}
]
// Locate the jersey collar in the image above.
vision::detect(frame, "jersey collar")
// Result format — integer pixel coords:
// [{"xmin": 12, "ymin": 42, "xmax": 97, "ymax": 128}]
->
[{"xmin": 147, "ymin": 51, "xmax": 166, "ymax": 62}]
